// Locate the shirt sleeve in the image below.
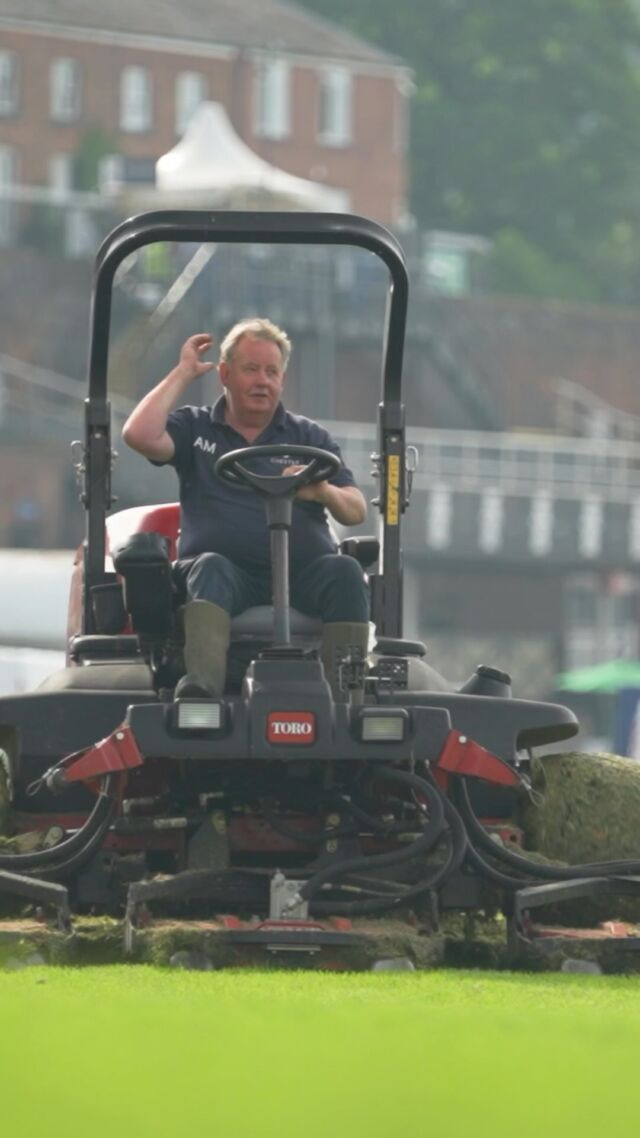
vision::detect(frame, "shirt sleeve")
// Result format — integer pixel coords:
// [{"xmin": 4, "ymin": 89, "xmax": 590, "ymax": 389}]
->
[
  {"xmin": 148, "ymin": 405, "xmax": 198, "ymax": 474},
  {"xmin": 305, "ymin": 422, "xmax": 357, "ymax": 489}
]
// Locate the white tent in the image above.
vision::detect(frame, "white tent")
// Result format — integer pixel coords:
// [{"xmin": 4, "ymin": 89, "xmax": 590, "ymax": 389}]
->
[{"xmin": 153, "ymin": 102, "xmax": 349, "ymax": 212}]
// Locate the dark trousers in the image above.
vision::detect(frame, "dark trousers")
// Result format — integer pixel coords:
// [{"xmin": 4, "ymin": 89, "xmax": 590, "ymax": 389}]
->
[{"xmin": 174, "ymin": 552, "xmax": 369, "ymax": 623}]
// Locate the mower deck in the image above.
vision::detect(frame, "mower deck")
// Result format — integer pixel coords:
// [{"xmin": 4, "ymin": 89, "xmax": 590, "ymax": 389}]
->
[{"xmin": 3, "ymin": 908, "xmax": 640, "ymax": 973}]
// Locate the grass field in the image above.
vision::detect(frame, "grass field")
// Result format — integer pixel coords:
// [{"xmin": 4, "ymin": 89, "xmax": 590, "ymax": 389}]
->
[{"xmin": 2, "ymin": 966, "xmax": 640, "ymax": 1137}]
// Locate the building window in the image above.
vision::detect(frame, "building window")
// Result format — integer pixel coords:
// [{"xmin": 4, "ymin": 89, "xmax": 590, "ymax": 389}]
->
[
  {"xmin": 0, "ymin": 145, "xmax": 17, "ymax": 244},
  {"xmin": 254, "ymin": 59, "xmax": 291, "ymax": 140},
  {"xmin": 120, "ymin": 66, "xmax": 153, "ymax": 133},
  {"xmin": 0, "ymin": 51, "xmax": 19, "ymax": 116},
  {"xmin": 317, "ymin": 67, "xmax": 352, "ymax": 147},
  {"xmin": 48, "ymin": 152, "xmax": 74, "ymax": 198},
  {"xmin": 175, "ymin": 71, "xmax": 207, "ymax": 135},
  {"xmin": 50, "ymin": 58, "xmax": 82, "ymax": 123}
]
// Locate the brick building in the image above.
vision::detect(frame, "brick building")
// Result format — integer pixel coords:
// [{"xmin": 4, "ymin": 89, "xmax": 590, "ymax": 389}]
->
[{"xmin": 0, "ymin": 0, "xmax": 411, "ymax": 225}]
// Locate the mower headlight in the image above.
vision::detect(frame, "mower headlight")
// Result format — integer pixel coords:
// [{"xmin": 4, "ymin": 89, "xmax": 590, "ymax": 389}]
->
[
  {"xmin": 359, "ymin": 708, "xmax": 408, "ymax": 742},
  {"xmin": 175, "ymin": 700, "xmax": 223, "ymax": 732}
]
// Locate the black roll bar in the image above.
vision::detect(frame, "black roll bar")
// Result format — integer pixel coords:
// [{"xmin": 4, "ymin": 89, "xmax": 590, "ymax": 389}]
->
[{"xmin": 83, "ymin": 210, "xmax": 409, "ymax": 637}]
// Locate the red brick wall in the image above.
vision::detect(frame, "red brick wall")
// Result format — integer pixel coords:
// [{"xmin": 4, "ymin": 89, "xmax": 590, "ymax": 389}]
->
[{"xmin": 0, "ymin": 28, "xmax": 406, "ymax": 224}]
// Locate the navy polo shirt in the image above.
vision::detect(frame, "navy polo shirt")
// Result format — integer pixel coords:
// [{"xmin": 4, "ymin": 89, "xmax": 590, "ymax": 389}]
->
[{"xmin": 157, "ymin": 396, "xmax": 358, "ymax": 570}]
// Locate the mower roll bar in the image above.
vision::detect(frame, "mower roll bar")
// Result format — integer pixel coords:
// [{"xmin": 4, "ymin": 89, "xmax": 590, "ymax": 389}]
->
[{"xmin": 83, "ymin": 210, "xmax": 409, "ymax": 638}]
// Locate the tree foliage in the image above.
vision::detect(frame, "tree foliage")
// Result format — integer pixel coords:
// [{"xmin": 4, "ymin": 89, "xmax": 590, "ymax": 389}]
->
[{"xmin": 298, "ymin": 0, "xmax": 640, "ymax": 301}]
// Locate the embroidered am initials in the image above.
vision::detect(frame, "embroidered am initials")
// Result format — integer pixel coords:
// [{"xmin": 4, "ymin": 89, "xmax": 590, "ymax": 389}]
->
[{"xmin": 194, "ymin": 437, "xmax": 217, "ymax": 455}]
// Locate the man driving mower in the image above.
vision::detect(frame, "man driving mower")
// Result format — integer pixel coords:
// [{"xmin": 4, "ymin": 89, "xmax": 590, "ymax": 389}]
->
[{"xmin": 122, "ymin": 318, "xmax": 369, "ymax": 700}]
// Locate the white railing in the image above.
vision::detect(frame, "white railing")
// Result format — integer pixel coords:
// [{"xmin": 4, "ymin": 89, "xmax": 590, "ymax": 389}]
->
[
  {"xmin": 326, "ymin": 421, "xmax": 640, "ymax": 503},
  {"xmin": 2, "ymin": 359, "xmax": 640, "ymax": 506}
]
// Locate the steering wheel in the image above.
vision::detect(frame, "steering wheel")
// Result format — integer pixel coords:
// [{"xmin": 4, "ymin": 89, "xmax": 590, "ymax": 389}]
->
[{"xmin": 215, "ymin": 443, "xmax": 341, "ymax": 497}]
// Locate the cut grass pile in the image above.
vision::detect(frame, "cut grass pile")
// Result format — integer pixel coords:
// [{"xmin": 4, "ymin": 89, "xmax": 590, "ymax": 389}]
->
[{"xmin": 2, "ymin": 966, "xmax": 640, "ymax": 1137}]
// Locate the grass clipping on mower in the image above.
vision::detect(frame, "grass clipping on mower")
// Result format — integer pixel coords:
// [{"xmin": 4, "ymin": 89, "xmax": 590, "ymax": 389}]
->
[
  {"xmin": 520, "ymin": 751, "xmax": 640, "ymax": 864},
  {"xmin": 517, "ymin": 749, "xmax": 640, "ymax": 925}
]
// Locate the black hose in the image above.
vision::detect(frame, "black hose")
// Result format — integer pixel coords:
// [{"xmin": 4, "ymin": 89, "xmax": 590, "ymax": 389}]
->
[
  {"xmin": 262, "ymin": 797, "xmax": 417, "ymax": 847},
  {"xmin": 261, "ymin": 804, "xmax": 357, "ymax": 846},
  {"xmin": 462, "ymin": 835, "xmax": 533, "ymax": 891},
  {"xmin": 303, "ymin": 766, "xmax": 447, "ymax": 907},
  {"xmin": 336, "ymin": 795, "xmax": 422, "ymax": 837},
  {"xmin": 310, "ymin": 792, "xmax": 468, "ymax": 915},
  {"xmin": 31, "ymin": 796, "xmax": 119, "ymax": 883},
  {"xmin": 456, "ymin": 777, "xmax": 640, "ymax": 881},
  {"xmin": 300, "ymin": 766, "xmax": 445, "ymax": 904},
  {"xmin": 339, "ymin": 874, "xmax": 415, "ymax": 895},
  {"xmin": 0, "ymin": 775, "xmax": 117, "ymax": 873},
  {"xmin": 310, "ymin": 841, "xmax": 452, "ymax": 915}
]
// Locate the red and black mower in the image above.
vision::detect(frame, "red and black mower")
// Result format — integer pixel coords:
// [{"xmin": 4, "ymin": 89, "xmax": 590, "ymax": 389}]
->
[{"xmin": 2, "ymin": 211, "xmax": 637, "ymax": 968}]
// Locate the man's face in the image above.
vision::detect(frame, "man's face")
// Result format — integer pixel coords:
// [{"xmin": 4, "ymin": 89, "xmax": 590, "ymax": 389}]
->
[{"xmin": 219, "ymin": 335, "xmax": 285, "ymax": 421}]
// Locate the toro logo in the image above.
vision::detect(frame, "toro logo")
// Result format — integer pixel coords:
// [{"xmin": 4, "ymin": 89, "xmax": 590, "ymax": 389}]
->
[{"xmin": 267, "ymin": 711, "xmax": 316, "ymax": 745}]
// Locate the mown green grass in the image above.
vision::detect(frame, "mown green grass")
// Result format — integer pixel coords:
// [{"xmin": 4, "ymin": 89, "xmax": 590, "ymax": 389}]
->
[{"xmin": 2, "ymin": 967, "xmax": 640, "ymax": 1136}]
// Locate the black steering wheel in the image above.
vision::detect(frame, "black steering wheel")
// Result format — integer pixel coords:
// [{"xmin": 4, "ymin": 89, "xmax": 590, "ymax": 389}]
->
[{"xmin": 215, "ymin": 443, "xmax": 341, "ymax": 497}]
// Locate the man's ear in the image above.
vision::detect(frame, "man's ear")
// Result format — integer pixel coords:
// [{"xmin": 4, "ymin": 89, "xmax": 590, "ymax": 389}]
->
[{"xmin": 218, "ymin": 361, "xmax": 228, "ymax": 387}]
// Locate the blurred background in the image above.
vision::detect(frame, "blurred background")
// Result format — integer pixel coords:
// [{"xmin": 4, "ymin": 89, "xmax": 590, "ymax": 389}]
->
[{"xmin": 1, "ymin": 0, "xmax": 640, "ymax": 753}]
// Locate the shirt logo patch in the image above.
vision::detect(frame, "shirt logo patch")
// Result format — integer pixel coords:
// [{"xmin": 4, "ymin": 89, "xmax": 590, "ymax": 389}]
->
[{"xmin": 194, "ymin": 437, "xmax": 217, "ymax": 455}]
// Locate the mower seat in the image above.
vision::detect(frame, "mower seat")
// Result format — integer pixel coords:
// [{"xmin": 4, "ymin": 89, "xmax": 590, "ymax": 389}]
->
[
  {"xmin": 105, "ymin": 503, "xmax": 326, "ymax": 644},
  {"xmin": 231, "ymin": 606, "xmax": 321, "ymax": 639}
]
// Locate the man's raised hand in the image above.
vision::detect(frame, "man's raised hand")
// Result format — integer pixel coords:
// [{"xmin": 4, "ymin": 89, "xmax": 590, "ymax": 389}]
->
[{"xmin": 178, "ymin": 334, "xmax": 216, "ymax": 382}]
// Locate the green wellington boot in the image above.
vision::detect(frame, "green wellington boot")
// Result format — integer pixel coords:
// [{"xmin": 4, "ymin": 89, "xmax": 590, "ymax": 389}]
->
[
  {"xmin": 175, "ymin": 599, "xmax": 231, "ymax": 698},
  {"xmin": 320, "ymin": 621, "xmax": 370, "ymax": 705}
]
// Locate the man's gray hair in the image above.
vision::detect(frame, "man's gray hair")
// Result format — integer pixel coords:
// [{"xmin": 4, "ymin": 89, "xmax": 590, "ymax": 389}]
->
[{"xmin": 219, "ymin": 318, "xmax": 292, "ymax": 371}]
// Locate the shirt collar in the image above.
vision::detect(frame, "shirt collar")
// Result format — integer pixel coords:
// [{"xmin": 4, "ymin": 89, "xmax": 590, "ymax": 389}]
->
[{"xmin": 210, "ymin": 396, "xmax": 287, "ymax": 432}]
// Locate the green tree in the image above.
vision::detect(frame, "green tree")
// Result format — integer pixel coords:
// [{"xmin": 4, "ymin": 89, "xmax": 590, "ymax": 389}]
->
[
  {"xmin": 299, "ymin": 0, "xmax": 640, "ymax": 301},
  {"xmin": 74, "ymin": 124, "xmax": 115, "ymax": 191}
]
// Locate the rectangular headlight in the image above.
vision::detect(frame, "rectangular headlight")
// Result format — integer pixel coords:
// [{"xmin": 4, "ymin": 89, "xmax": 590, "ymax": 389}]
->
[
  {"xmin": 360, "ymin": 710, "xmax": 408, "ymax": 742},
  {"xmin": 175, "ymin": 700, "xmax": 223, "ymax": 731}
]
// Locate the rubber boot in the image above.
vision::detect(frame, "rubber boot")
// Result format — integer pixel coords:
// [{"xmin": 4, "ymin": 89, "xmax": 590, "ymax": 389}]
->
[
  {"xmin": 174, "ymin": 600, "xmax": 231, "ymax": 699},
  {"xmin": 321, "ymin": 621, "xmax": 370, "ymax": 705}
]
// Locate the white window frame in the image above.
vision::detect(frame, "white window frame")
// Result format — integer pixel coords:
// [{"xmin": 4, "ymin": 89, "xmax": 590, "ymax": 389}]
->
[
  {"xmin": 120, "ymin": 66, "xmax": 153, "ymax": 133},
  {"xmin": 254, "ymin": 58, "xmax": 291, "ymax": 141},
  {"xmin": 175, "ymin": 70, "xmax": 207, "ymax": 136},
  {"xmin": 0, "ymin": 144, "xmax": 17, "ymax": 244},
  {"xmin": 48, "ymin": 152, "xmax": 74, "ymax": 199},
  {"xmin": 317, "ymin": 67, "xmax": 352, "ymax": 148},
  {"xmin": 50, "ymin": 57, "xmax": 82, "ymax": 123},
  {"xmin": 0, "ymin": 51, "xmax": 19, "ymax": 116}
]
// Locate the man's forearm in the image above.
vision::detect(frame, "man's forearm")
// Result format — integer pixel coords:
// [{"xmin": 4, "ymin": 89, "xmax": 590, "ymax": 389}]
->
[
  {"xmin": 323, "ymin": 485, "xmax": 367, "ymax": 526},
  {"xmin": 122, "ymin": 367, "xmax": 191, "ymax": 454}
]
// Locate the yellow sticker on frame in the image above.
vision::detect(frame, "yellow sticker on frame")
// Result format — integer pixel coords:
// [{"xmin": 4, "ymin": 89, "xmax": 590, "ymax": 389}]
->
[{"xmin": 386, "ymin": 454, "xmax": 400, "ymax": 525}]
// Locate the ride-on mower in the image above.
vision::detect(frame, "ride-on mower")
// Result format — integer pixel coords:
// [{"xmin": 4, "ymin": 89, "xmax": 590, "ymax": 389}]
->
[{"xmin": 2, "ymin": 211, "xmax": 640, "ymax": 969}]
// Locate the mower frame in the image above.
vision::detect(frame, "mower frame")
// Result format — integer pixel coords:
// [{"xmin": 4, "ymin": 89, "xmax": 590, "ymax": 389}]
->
[{"xmin": 81, "ymin": 211, "xmax": 408, "ymax": 640}]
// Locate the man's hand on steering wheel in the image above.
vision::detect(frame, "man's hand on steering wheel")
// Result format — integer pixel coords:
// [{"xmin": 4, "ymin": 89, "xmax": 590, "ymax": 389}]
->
[
  {"xmin": 282, "ymin": 464, "xmax": 331, "ymax": 504},
  {"xmin": 215, "ymin": 444, "xmax": 366, "ymax": 526}
]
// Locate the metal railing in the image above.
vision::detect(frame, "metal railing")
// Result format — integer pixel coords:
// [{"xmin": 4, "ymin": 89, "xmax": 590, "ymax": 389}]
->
[
  {"xmin": 323, "ymin": 425, "xmax": 640, "ymax": 504},
  {"xmin": 3, "ymin": 357, "xmax": 640, "ymax": 508}
]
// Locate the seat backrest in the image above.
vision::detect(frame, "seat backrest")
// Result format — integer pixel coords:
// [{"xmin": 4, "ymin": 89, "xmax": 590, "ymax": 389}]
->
[{"xmin": 106, "ymin": 503, "xmax": 180, "ymax": 563}]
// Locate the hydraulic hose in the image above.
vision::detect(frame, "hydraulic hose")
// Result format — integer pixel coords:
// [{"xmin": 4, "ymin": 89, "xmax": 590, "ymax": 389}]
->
[
  {"xmin": 455, "ymin": 777, "xmax": 640, "ymax": 883},
  {"xmin": 35, "ymin": 790, "xmax": 119, "ymax": 881},
  {"xmin": 302, "ymin": 766, "xmax": 447, "ymax": 907},
  {"xmin": 0, "ymin": 774, "xmax": 118, "ymax": 874},
  {"xmin": 310, "ymin": 792, "xmax": 468, "ymax": 916},
  {"xmin": 462, "ymin": 833, "xmax": 533, "ymax": 891},
  {"xmin": 262, "ymin": 795, "xmax": 422, "ymax": 847}
]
